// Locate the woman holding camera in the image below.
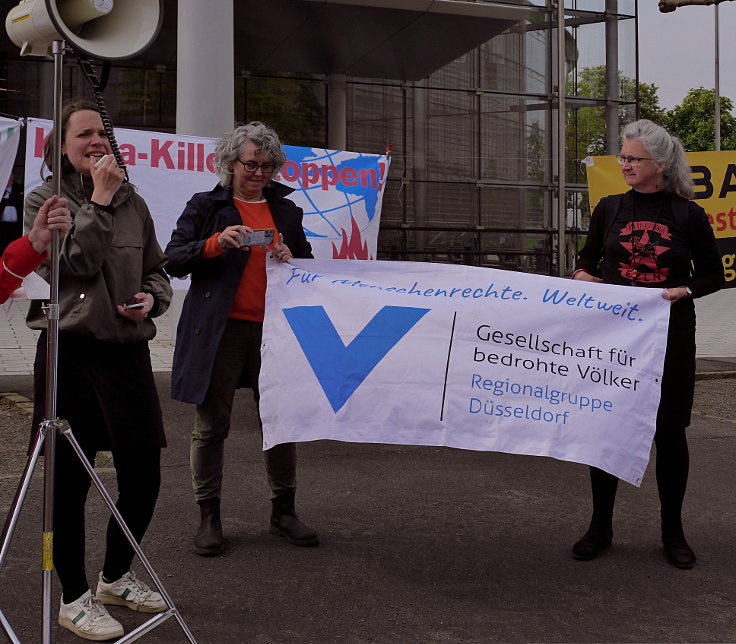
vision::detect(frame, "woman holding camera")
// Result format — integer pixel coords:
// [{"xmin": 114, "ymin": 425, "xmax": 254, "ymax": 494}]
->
[
  {"xmin": 25, "ymin": 99, "xmax": 171, "ymax": 640},
  {"xmin": 165, "ymin": 121, "xmax": 317, "ymax": 557}
]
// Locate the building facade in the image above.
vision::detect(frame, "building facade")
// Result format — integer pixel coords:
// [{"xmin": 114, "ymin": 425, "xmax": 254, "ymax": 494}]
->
[{"xmin": 0, "ymin": 0, "xmax": 637, "ymax": 275}]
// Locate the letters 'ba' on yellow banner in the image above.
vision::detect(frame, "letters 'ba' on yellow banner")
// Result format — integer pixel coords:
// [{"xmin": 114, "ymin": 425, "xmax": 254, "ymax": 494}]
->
[{"xmin": 585, "ymin": 152, "xmax": 736, "ymax": 286}]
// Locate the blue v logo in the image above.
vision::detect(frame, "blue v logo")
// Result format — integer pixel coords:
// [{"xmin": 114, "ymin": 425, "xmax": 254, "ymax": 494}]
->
[{"xmin": 282, "ymin": 305, "xmax": 430, "ymax": 413}]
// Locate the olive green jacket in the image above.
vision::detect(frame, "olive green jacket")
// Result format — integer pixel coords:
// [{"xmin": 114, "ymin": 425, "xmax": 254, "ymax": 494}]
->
[{"xmin": 24, "ymin": 173, "xmax": 171, "ymax": 343}]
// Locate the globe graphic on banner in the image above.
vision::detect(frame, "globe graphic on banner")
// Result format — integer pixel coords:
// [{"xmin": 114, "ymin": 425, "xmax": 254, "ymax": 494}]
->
[{"xmin": 279, "ymin": 146, "xmax": 388, "ymax": 260}]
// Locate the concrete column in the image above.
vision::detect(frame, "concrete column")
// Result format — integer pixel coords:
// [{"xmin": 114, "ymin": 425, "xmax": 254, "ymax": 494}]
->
[
  {"xmin": 328, "ymin": 74, "xmax": 347, "ymax": 149},
  {"xmin": 38, "ymin": 62, "xmax": 55, "ymax": 119},
  {"xmin": 412, "ymin": 80, "xmax": 428, "ymax": 261},
  {"xmin": 176, "ymin": 0, "xmax": 234, "ymax": 137},
  {"xmin": 605, "ymin": 0, "xmax": 619, "ymax": 154},
  {"xmin": 556, "ymin": 2, "xmax": 566, "ymax": 276},
  {"xmin": 173, "ymin": 0, "xmax": 235, "ymax": 340}
]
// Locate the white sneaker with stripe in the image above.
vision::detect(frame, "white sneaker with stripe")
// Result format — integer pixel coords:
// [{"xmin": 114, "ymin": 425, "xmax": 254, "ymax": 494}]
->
[
  {"xmin": 95, "ymin": 571, "xmax": 167, "ymax": 613},
  {"xmin": 59, "ymin": 589, "xmax": 124, "ymax": 641}
]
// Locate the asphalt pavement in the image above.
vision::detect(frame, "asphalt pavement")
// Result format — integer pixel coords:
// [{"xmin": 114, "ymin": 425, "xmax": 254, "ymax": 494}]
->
[{"xmin": 0, "ymin": 290, "xmax": 735, "ymax": 643}]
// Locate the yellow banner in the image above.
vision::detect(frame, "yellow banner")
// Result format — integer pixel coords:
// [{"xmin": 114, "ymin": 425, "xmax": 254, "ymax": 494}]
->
[{"xmin": 585, "ymin": 151, "xmax": 736, "ymax": 286}]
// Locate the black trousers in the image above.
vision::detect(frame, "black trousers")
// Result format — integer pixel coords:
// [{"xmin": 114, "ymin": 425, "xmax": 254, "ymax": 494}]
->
[
  {"xmin": 588, "ymin": 424, "xmax": 689, "ymax": 532},
  {"xmin": 53, "ymin": 438, "xmax": 161, "ymax": 603},
  {"xmin": 32, "ymin": 333, "xmax": 165, "ymax": 602},
  {"xmin": 587, "ymin": 302, "xmax": 695, "ymax": 531}
]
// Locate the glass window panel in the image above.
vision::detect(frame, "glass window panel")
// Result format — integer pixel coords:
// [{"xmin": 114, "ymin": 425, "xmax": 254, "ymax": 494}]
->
[
  {"xmin": 617, "ymin": 17, "xmax": 637, "ymax": 97},
  {"xmin": 112, "ymin": 66, "xmax": 176, "ymax": 131},
  {"xmin": 476, "ymin": 27, "xmax": 549, "ymax": 95},
  {"xmin": 569, "ymin": 14, "xmax": 637, "ymax": 101},
  {"xmin": 426, "ymin": 90, "xmax": 476, "ymax": 181},
  {"xmin": 428, "ymin": 52, "xmax": 476, "ymax": 90},
  {"xmin": 348, "ymin": 83, "xmax": 405, "ymax": 179},
  {"xmin": 566, "ymin": 1, "xmax": 635, "ymax": 14},
  {"xmin": 480, "ymin": 95, "xmax": 551, "ymax": 183},
  {"xmin": 567, "ymin": 189, "xmax": 591, "ymax": 231},
  {"xmin": 479, "ymin": 31, "xmax": 525, "ymax": 94},
  {"xmin": 480, "ymin": 186, "xmax": 548, "ymax": 229},
  {"xmin": 379, "ymin": 179, "xmax": 409, "ymax": 226},
  {"xmin": 376, "ymin": 228, "xmax": 404, "ymax": 261},
  {"xmin": 242, "ymin": 75, "xmax": 325, "ymax": 148},
  {"xmin": 567, "ymin": 103, "xmax": 606, "ymax": 163},
  {"xmin": 411, "ymin": 182, "xmax": 477, "ymax": 228},
  {"xmin": 1, "ymin": 56, "xmax": 42, "ymax": 120}
]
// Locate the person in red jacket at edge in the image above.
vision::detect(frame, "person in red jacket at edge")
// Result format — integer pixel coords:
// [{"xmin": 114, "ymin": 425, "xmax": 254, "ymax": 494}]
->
[{"xmin": 0, "ymin": 194, "xmax": 71, "ymax": 304}]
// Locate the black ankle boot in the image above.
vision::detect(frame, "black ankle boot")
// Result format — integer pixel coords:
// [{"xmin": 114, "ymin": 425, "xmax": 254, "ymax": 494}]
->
[
  {"xmin": 270, "ymin": 489, "xmax": 319, "ymax": 547},
  {"xmin": 572, "ymin": 522, "xmax": 613, "ymax": 561},
  {"xmin": 194, "ymin": 498, "xmax": 224, "ymax": 556},
  {"xmin": 662, "ymin": 530, "xmax": 696, "ymax": 569}
]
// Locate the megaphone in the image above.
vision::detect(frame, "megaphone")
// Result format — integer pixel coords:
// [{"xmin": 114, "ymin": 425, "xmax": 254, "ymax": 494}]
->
[{"xmin": 6, "ymin": 0, "xmax": 162, "ymax": 59}]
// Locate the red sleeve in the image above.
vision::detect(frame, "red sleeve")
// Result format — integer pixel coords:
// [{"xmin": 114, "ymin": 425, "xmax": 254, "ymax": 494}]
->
[{"xmin": 0, "ymin": 236, "xmax": 46, "ymax": 304}]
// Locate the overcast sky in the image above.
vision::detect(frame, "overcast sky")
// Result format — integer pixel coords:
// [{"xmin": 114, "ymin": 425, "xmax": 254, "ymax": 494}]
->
[{"xmin": 638, "ymin": 2, "xmax": 736, "ymax": 110}]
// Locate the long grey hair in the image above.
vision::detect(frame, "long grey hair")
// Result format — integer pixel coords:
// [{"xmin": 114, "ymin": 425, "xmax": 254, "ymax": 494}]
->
[{"xmin": 622, "ymin": 119, "xmax": 693, "ymax": 199}]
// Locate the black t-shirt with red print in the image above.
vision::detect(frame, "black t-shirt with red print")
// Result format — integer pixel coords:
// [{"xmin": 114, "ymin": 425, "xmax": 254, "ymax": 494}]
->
[
  {"xmin": 578, "ymin": 189, "xmax": 723, "ymax": 297},
  {"xmin": 577, "ymin": 189, "xmax": 723, "ymax": 427}
]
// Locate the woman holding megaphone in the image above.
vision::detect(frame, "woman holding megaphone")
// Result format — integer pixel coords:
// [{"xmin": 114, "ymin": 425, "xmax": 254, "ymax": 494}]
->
[{"xmin": 23, "ymin": 99, "xmax": 172, "ymax": 641}]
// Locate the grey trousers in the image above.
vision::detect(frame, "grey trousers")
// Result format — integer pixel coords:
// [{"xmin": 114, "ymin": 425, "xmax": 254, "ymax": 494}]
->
[{"xmin": 191, "ymin": 318, "xmax": 297, "ymax": 502}]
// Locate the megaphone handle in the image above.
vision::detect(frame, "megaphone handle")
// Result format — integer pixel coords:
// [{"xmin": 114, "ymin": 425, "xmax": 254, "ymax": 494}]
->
[
  {"xmin": 98, "ymin": 61, "xmax": 111, "ymax": 93},
  {"xmin": 78, "ymin": 58, "xmax": 128, "ymax": 181}
]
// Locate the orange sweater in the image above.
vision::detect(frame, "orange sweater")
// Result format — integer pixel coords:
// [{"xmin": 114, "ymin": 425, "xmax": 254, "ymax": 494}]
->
[{"xmin": 201, "ymin": 199, "xmax": 278, "ymax": 322}]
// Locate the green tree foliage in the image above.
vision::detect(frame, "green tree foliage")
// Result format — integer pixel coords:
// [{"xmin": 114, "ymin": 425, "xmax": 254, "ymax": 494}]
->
[
  {"xmin": 526, "ymin": 120, "xmax": 545, "ymax": 184},
  {"xmin": 665, "ymin": 88, "xmax": 736, "ymax": 151},
  {"xmin": 637, "ymin": 82, "xmax": 668, "ymax": 124},
  {"xmin": 569, "ymin": 65, "xmax": 665, "ymax": 160}
]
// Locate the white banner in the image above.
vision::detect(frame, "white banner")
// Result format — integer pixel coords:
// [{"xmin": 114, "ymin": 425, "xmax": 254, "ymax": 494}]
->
[
  {"xmin": 23, "ymin": 119, "xmax": 389, "ymax": 288},
  {"xmin": 0, "ymin": 117, "xmax": 21, "ymax": 193},
  {"xmin": 260, "ymin": 259, "xmax": 671, "ymax": 486}
]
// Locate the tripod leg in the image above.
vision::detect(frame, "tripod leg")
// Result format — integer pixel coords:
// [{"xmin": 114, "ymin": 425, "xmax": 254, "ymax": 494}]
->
[
  {"xmin": 60, "ymin": 427, "xmax": 197, "ymax": 643},
  {"xmin": 0, "ymin": 610, "xmax": 21, "ymax": 644},
  {"xmin": 0, "ymin": 424, "xmax": 45, "ymax": 567},
  {"xmin": 0, "ymin": 425, "xmax": 47, "ymax": 643}
]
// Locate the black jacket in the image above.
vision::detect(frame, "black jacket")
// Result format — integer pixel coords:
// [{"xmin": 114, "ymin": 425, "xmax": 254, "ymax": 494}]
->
[{"xmin": 165, "ymin": 181, "xmax": 312, "ymax": 404}]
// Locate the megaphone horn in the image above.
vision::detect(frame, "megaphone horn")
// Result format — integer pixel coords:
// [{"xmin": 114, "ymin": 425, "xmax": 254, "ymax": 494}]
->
[{"xmin": 6, "ymin": 0, "xmax": 163, "ymax": 60}]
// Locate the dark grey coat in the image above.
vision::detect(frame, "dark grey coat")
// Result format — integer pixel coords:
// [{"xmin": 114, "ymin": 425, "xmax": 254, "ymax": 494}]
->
[{"xmin": 165, "ymin": 181, "xmax": 312, "ymax": 405}]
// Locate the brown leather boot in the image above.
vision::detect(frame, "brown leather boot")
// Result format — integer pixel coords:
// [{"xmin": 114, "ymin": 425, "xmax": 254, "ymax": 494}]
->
[
  {"xmin": 269, "ymin": 489, "xmax": 319, "ymax": 547},
  {"xmin": 194, "ymin": 498, "xmax": 224, "ymax": 556}
]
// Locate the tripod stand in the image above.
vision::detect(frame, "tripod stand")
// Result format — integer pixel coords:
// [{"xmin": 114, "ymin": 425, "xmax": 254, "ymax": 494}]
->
[{"xmin": 0, "ymin": 41, "xmax": 196, "ymax": 643}]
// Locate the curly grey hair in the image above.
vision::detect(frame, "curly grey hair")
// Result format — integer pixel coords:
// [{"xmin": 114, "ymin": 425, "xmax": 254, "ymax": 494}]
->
[
  {"xmin": 214, "ymin": 121, "xmax": 287, "ymax": 188},
  {"xmin": 622, "ymin": 119, "xmax": 694, "ymax": 199}
]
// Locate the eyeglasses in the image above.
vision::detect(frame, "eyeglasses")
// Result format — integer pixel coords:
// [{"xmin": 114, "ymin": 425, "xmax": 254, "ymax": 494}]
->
[
  {"xmin": 237, "ymin": 159, "xmax": 275, "ymax": 174},
  {"xmin": 616, "ymin": 154, "xmax": 652, "ymax": 167}
]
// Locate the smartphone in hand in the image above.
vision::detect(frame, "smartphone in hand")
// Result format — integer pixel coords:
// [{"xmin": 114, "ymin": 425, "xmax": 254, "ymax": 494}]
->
[{"xmin": 238, "ymin": 229, "xmax": 275, "ymax": 247}]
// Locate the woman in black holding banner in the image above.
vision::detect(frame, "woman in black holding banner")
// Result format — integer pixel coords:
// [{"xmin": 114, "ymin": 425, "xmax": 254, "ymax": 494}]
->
[{"xmin": 571, "ymin": 119, "xmax": 723, "ymax": 568}]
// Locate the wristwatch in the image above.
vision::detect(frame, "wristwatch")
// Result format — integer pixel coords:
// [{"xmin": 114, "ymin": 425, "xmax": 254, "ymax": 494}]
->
[{"xmin": 685, "ymin": 286, "xmax": 693, "ymax": 297}]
